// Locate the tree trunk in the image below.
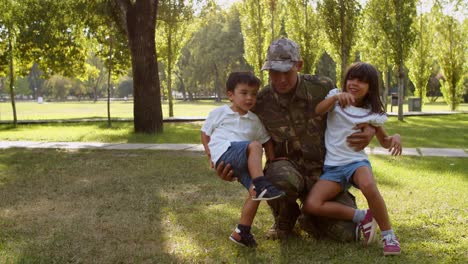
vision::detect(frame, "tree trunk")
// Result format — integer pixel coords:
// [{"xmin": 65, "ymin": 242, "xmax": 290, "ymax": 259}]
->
[
  {"xmin": 107, "ymin": 34, "xmax": 113, "ymax": 128},
  {"xmin": 339, "ymin": 0, "xmax": 347, "ymax": 83},
  {"xmin": 8, "ymin": 27, "xmax": 17, "ymax": 127},
  {"xmin": 213, "ymin": 63, "xmax": 221, "ymax": 102},
  {"xmin": 396, "ymin": 3, "xmax": 404, "ymax": 121},
  {"xmin": 175, "ymin": 72, "xmax": 186, "ymax": 101},
  {"xmin": 269, "ymin": 0, "xmax": 276, "ymax": 41},
  {"xmin": 256, "ymin": 1, "xmax": 264, "ymax": 84},
  {"xmin": 167, "ymin": 26, "xmax": 174, "ymax": 117},
  {"xmin": 117, "ymin": 0, "xmax": 162, "ymax": 133}
]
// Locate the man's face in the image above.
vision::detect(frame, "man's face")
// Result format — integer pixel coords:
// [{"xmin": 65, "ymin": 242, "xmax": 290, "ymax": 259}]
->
[{"xmin": 268, "ymin": 62, "xmax": 302, "ymax": 94}]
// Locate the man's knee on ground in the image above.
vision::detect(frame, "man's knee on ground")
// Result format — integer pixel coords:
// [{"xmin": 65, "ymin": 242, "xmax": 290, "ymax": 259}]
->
[
  {"xmin": 264, "ymin": 160, "xmax": 304, "ymax": 198},
  {"xmin": 303, "ymin": 199, "xmax": 321, "ymax": 215}
]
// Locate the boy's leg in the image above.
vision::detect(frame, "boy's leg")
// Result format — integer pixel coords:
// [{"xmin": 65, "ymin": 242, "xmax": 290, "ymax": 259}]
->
[
  {"xmin": 304, "ymin": 180, "xmax": 355, "ymax": 220},
  {"xmin": 247, "ymin": 141, "xmax": 264, "ymax": 179},
  {"xmin": 247, "ymin": 141, "xmax": 285, "ymax": 201},
  {"xmin": 239, "ymin": 187, "xmax": 260, "ymax": 226},
  {"xmin": 230, "ymin": 187, "xmax": 260, "ymax": 248}
]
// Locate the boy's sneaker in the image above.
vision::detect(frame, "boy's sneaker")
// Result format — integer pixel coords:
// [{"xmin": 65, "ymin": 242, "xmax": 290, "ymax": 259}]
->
[
  {"xmin": 382, "ymin": 234, "xmax": 401, "ymax": 256},
  {"xmin": 252, "ymin": 181, "xmax": 285, "ymax": 201},
  {"xmin": 229, "ymin": 227, "xmax": 257, "ymax": 248},
  {"xmin": 357, "ymin": 209, "xmax": 378, "ymax": 245}
]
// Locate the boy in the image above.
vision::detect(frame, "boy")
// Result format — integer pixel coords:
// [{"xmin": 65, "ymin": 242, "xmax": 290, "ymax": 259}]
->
[{"xmin": 201, "ymin": 72, "xmax": 285, "ymax": 247}]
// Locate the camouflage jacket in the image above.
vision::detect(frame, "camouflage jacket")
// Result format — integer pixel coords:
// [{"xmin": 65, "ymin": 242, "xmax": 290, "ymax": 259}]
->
[{"xmin": 253, "ymin": 73, "xmax": 334, "ymax": 181}]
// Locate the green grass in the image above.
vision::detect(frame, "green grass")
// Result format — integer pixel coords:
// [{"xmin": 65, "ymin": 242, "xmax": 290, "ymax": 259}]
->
[
  {"xmin": 0, "ymin": 149, "xmax": 466, "ymax": 263},
  {"xmin": 0, "ymin": 99, "xmax": 466, "ymax": 121},
  {"xmin": 1, "ymin": 114, "xmax": 467, "ymax": 149},
  {"xmin": 0, "ymin": 100, "xmax": 228, "ymax": 121},
  {"xmin": 369, "ymin": 114, "xmax": 468, "ymax": 148},
  {"xmin": 0, "ymin": 122, "xmax": 203, "ymax": 144}
]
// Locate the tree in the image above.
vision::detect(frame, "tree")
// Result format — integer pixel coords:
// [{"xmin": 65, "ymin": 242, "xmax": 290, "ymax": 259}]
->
[
  {"xmin": 284, "ymin": 0, "xmax": 322, "ymax": 74},
  {"xmin": 426, "ymin": 60, "xmax": 444, "ymax": 102},
  {"xmin": 1, "ymin": 0, "xmax": 93, "ymax": 125},
  {"xmin": 157, "ymin": 0, "xmax": 193, "ymax": 117},
  {"xmin": 369, "ymin": 0, "xmax": 416, "ymax": 121},
  {"xmin": 407, "ymin": 1, "xmax": 435, "ymax": 109},
  {"xmin": 84, "ymin": 0, "xmax": 133, "ymax": 128},
  {"xmin": 318, "ymin": 0, "xmax": 361, "ymax": 84},
  {"xmin": 111, "ymin": 0, "xmax": 163, "ymax": 133},
  {"xmin": 239, "ymin": 0, "xmax": 270, "ymax": 83},
  {"xmin": 43, "ymin": 75, "xmax": 73, "ymax": 100},
  {"xmin": 358, "ymin": 3, "xmax": 393, "ymax": 109},
  {"xmin": 16, "ymin": 0, "xmax": 89, "ymax": 78},
  {"xmin": 83, "ymin": 54, "xmax": 106, "ymax": 102},
  {"xmin": 28, "ymin": 63, "xmax": 45, "ymax": 99},
  {"xmin": 315, "ymin": 51, "xmax": 337, "ymax": 84},
  {"xmin": 434, "ymin": 4, "xmax": 466, "ymax": 110},
  {"xmin": 0, "ymin": 0, "xmax": 20, "ymax": 126},
  {"xmin": 179, "ymin": 5, "xmax": 249, "ymax": 101}
]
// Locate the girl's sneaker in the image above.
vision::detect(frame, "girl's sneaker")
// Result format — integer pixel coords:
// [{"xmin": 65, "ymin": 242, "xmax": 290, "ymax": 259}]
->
[
  {"xmin": 357, "ymin": 209, "xmax": 378, "ymax": 245},
  {"xmin": 382, "ymin": 234, "xmax": 401, "ymax": 256},
  {"xmin": 229, "ymin": 227, "xmax": 257, "ymax": 248}
]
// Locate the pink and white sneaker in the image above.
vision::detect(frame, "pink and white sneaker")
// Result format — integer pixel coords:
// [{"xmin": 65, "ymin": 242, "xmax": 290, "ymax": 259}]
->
[
  {"xmin": 357, "ymin": 209, "xmax": 378, "ymax": 245},
  {"xmin": 382, "ymin": 234, "xmax": 401, "ymax": 256}
]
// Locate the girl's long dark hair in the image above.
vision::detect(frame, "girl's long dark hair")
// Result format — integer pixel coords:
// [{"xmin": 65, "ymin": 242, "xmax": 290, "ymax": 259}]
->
[{"xmin": 342, "ymin": 62, "xmax": 385, "ymax": 114}]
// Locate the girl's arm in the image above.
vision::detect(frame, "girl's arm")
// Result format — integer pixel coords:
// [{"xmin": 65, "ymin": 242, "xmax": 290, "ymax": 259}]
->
[
  {"xmin": 200, "ymin": 131, "xmax": 214, "ymax": 167},
  {"xmin": 375, "ymin": 126, "xmax": 402, "ymax": 156},
  {"xmin": 315, "ymin": 92, "xmax": 355, "ymax": 115},
  {"xmin": 263, "ymin": 139, "xmax": 275, "ymax": 161}
]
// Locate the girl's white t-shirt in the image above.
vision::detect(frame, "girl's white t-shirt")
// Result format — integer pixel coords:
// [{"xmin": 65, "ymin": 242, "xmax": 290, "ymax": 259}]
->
[{"xmin": 324, "ymin": 89, "xmax": 387, "ymax": 166}]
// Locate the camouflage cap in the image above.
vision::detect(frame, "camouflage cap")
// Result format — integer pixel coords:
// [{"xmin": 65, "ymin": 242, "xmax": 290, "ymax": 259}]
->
[{"xmin": 261, "ymin": 37, "xmax": 300, "ymax": 72}]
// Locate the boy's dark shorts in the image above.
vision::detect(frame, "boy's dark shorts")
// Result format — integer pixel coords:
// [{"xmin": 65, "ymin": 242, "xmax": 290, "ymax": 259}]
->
[{"xmin": 215, "ymin": 141, "xmax": 252, "ymax": 190}]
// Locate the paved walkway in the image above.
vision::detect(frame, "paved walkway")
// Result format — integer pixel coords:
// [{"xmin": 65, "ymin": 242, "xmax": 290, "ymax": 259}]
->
[{"xmin": 0, "ymin": 141, "xmax": 466, "ymax": 158}]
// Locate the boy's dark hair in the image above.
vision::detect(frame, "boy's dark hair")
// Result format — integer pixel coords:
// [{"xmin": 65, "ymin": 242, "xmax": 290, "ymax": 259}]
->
[
  {"xmin": 342, "ymin": 62, "xmax": 385, "ymax": 114},
  {"xmin": 226, "ymin": 72, "xmax": 261, "ymax": 92}
]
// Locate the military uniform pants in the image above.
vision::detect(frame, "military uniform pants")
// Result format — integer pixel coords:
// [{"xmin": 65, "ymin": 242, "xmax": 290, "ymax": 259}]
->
[{"xmin": 264, "ymin": 159, "xmax": 357, "ymax": 242}]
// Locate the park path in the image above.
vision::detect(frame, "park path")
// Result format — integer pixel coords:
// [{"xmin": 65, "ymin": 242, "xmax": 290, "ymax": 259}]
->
[{"xmin": 0, "ymin": 141, "xmax": 467, "ymax": 158}]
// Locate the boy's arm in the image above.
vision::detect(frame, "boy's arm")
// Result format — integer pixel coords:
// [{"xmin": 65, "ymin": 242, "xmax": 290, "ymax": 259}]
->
[
  {"xmin": 263, "ymin": 139, "xmax": 275, "ymax": 161},
  {"xmin": 375, "ymin": 126, "xmax": 402, "ymax": 156},
  {"xmin": 200, "ymin": 131, "xmax": 214, "ymax": 167},
  {"xmin": 315, "ymin": 92, "xmax": 355, "ymax": 115}
]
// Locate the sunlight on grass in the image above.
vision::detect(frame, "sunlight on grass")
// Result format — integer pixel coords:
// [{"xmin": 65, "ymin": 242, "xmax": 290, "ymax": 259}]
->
[
  {"xmin": 0, "ymin": 100, "xmax": 465, "ymax": 121},
  {"xmin": 1, "ymin": 114, "xmax": 467, "ymax": 148}
]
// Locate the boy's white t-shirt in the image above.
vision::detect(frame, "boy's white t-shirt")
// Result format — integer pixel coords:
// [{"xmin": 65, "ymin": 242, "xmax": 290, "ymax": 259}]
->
[
  {"xmin": 324, "ymin": 89, "xmax": 388, "ymax": 166},
  {"xmin": 201, "ymin": 105, "xmax": 270, "ymax": 164}
]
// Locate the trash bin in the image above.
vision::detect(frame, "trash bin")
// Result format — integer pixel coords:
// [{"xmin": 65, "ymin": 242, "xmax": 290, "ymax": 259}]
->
[
  {"xmin": 391, "ymin": 93, "xmax": 398, "ymax": 106},
  {"xmin": 408, "ymin": 97, "xmax": 421, "ymax": 112}
]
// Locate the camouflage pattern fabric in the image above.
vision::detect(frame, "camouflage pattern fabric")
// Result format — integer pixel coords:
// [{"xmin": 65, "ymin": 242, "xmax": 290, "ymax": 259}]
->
[
  {"xmin": 254, "ymin": 73, "xmax": 357, "ymax": 242},
  {"xmin": 261, "ymin": 37, "xmax": 301, "ymax": 72}
]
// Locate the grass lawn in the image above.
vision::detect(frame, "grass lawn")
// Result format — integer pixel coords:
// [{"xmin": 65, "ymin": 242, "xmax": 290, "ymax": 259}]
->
[
  {"xmin": 1, "ymin": 114, "xmax": 467, "ymax": 149},
  {"xmin": 0, "ymin": 100, "xmax": 466, "ymax": 121},
  {"xmin": 0, "ymin": 100, "xmax": 228, "ymax": 121},
  {"xmin": 0, "ymin": 149, "xmax": 466, "ymax": 263}
]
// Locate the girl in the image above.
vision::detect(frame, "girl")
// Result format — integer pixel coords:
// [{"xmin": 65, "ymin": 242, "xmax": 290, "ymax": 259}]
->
[{"xmin": 304, "ymin": 62, "xmax": 402, "ymax": 256}]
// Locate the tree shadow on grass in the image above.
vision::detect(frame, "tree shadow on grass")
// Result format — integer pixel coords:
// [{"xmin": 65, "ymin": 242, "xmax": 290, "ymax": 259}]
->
[
  {"xmin": 1, "ymin": 149, "xmax": 465, "ymax": 263},
  {"xmin": 0, "ymin": 148, "xmax": 181, "ymax": 263}
]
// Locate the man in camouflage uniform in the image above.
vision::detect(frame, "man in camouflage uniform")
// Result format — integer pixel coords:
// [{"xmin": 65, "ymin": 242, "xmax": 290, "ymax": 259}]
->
[{"xmin": 216, "ymin": 37, "xmax": 374, "ymax": 242}]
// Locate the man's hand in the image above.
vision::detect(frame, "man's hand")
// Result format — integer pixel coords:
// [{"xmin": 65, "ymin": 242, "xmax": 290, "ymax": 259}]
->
[
  {"xmin": 215, "ymin": 161, "xmax": 237, "ymax": 182},
  {"xmin": 346, "ymin": 123, "xmax": 376, "ymax": 151}
]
